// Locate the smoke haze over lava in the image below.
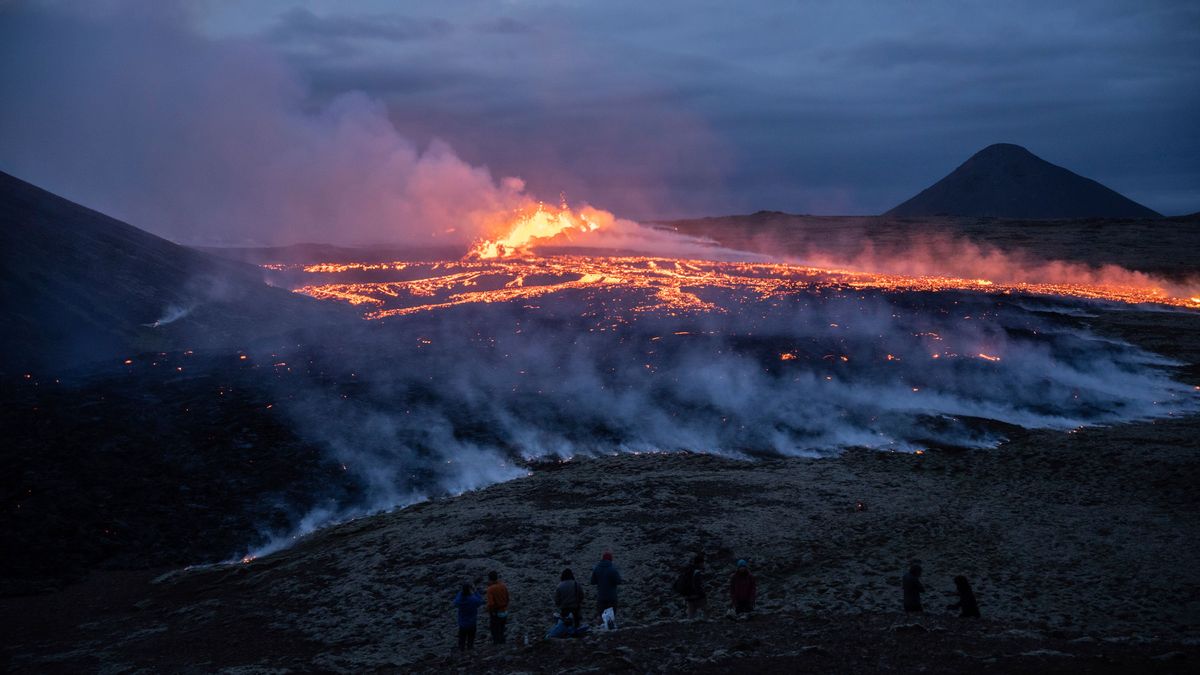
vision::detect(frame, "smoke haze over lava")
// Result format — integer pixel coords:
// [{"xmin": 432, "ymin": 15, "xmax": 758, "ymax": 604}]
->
[{"xmin": 234, "ymin": 253, "xmax": 1198, "ymax": 558}]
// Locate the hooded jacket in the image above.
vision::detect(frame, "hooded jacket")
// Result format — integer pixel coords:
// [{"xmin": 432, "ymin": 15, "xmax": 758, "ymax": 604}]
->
[
  {"xmin": 590, "ymin": 560, "xmax": 623, "ymax": 606},
  {"xmin": 554, "ymin": 579, "xmax": 584, "ymax": 611}
]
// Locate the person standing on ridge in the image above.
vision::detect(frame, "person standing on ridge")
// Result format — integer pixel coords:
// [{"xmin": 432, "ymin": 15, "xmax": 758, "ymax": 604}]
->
[
  {"xmin": 590, "ymin": 550, "xmax": 623, "ymax": 626},
  {"xmin": 485, "ymin": 570, "xmax": 511, "ymax": 644},
  {"xmin": 452, "ymin": 582, "xmax": 485, "ymax": 651},
  {"xmin": 729, "ymin": 559, "xmax": 757, "ymax": 615},
  {"xmin": 554, "ymin": 568, "xmax": 585, "ymax": 629},
  {"xmin": 902, "ymin": 564, "xmax": 925, "ymax": 613}
]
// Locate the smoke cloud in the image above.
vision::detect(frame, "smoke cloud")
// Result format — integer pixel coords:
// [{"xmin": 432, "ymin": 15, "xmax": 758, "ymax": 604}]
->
[
  {"xmin": 238, "ymin": 286, "xmax": 1197, "ymax": 558},
  {"xmin": 0, "ymin": 2, "xmax": 563, "ymax": 247}
]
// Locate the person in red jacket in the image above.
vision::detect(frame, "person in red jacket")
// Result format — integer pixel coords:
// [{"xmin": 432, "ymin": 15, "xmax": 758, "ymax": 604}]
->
[
  {"xmin": 485, "ymin": 570, "xmax": 511, "ymax": 644},
  {"xmin": 729, "ymin": 559, "xmax": 757, "ymax": 614}
]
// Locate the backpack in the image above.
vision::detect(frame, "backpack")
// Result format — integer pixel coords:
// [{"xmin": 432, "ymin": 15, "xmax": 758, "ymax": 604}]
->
[{"xmin": 672, "ymin": 566, "xmax": 694, "ymax": 596}]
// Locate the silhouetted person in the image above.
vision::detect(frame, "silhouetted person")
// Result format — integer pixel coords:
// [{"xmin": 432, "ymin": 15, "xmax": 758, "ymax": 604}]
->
[
  {"xmin": 554, "ymin": 568, "xmax": 585, "ymax": 629},
  {"xmin": 590, "ymin": 551, "xmax": 623, "ymax": 624},
  {"xmin": 485, "ymin": 570, "xmax": 511, "ymax": 643},
  {"xmin": 729, "ymin": 559, "xmax": 757, "ymax": 614},
  {"xmin": 453, "ymin": 582, "xmax": 484, "ymax": 650},
  {"xmin": 902, "ymin": 564, "xmax": 925, "ymax": 613},
  {"xmin": 947, "ymin": 575, "xmax": 980, "ymax": 618},
  {"xmin": 680, "ymin": 552, "xmax": 707, "ymax": 619}
]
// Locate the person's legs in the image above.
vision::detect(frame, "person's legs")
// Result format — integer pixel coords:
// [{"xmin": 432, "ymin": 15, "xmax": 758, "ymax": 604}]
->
[
  {"xmin": 465, "ymin": 625, "xmax": 476, "ymax": 649},
  {"xmin": 489, "ymin": 613, "xmax": 506, "ymax": 644},
  {"xmin": 458, "ymin": 627, "xmax": 467, "ymax": 651}
]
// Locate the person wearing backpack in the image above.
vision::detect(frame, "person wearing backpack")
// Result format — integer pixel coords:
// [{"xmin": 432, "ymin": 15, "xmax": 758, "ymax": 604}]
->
[
  {"xmin": 673, "ymin": 552, "xmax": 708, "ymax": 619},
  {"xmin": 554, "ymin": 568, "xmax": 585, "ymax": 629}
]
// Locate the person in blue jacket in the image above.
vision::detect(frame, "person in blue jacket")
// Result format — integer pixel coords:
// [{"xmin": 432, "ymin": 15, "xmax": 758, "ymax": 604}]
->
[
  {"xmin": 453, "ymin": 582, "xmax": 485, "ymax": 650},
  {"xmin": 590, "ymin": 550, "xmax": 623, "ymax": 625}
]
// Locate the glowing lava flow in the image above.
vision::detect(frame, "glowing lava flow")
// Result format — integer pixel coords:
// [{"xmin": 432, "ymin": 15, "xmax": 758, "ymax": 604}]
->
[
  {"xmin": 285, "ymin": 255, "xmax": 1200, "ymax": 319},
  {"xmin": 469, "ymin": 202, "xmax": 602, "ymax": 259}
]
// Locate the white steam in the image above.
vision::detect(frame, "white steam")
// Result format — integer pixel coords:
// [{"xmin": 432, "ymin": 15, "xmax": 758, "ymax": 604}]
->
[
  {"xmin": 235, "ymin": 288, "xmax": 1197, "ymax": 559},
  {"xmin": 143, "ymin": 303, "xmax": 196, "ymax": 328}
]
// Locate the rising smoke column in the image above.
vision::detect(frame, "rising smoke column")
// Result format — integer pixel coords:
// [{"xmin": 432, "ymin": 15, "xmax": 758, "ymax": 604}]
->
[{"xmin": 0, "ymin": 2, "xmax": 542, "ymax": 246}]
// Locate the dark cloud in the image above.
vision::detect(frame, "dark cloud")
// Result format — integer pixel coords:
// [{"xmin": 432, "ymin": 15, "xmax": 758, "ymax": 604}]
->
[
  {"xmin": 270, "ymin": 8, "xmax": 452, "ymax": 44},
  {"xmin": 1, "ymin": 0, "xmax": 1197, "ymax": 225}
]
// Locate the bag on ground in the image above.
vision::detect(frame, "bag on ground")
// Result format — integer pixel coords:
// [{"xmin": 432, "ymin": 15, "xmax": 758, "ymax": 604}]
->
[{"xmin": 601, "ymin": 607, "xmax": 617, "ymax": 630}]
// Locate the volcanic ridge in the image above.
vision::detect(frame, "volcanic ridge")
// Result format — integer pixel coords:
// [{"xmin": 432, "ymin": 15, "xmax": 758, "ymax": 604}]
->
[{"xmin": 886, "ymin": 143, "xmax": 1162, "ymax": 219}]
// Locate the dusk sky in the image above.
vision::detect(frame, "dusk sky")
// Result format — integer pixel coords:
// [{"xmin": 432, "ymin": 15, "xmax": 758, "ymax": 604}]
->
[{"xmin": 2, "ymin": 1, "xmax": 1198, "ymax": 244}]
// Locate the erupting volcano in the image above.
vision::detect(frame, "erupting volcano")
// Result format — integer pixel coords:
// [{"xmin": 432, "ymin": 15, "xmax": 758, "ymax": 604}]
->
[
  {"xmin": 6, "ymin": 2, "xmax": 1200, "ymax": 670},
  {"xmin": 468, "ymin": 201, "xmax": 603, "ymax": 259}
]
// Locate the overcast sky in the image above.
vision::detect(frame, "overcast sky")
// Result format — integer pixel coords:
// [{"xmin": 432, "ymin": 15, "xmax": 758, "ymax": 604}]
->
[
  {"xmin": 2, "ymin": 1, "xmax": 1198, "ymax": 243},
  {"xmin": 208, "ymin": 0, "xmax": 1200, "ymax": 217}
]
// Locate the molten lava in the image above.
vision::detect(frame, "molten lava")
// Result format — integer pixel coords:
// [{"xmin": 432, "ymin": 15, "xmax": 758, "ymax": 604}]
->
[
  {"xmin": 285, "ymin": 254, "xmax": 1200, "ymax": 320},
  {"xmin": 469, "ymin": 201, "xmax": 602, "ymax": 259}
]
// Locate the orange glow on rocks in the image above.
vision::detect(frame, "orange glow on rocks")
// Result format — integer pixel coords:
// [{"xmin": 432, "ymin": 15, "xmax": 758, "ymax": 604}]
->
[{"xmin": 286, "ymin": 254, "xmax": 1200, "ymax": 319}]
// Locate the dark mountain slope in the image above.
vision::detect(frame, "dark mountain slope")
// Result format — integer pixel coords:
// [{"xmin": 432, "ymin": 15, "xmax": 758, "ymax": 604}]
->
[
  {"xmin": 886, "ymin": 144, "xmax": 1161, "ymax": 219},
  {"xmin": 0, "ymin": 171, "xmax": 332, "ymax": 374}
]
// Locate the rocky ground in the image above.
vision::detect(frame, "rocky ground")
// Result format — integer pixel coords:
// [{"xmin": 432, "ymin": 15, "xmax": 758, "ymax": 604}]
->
[{"xmin": 4, "ymin": 402, "xmax": 1199, "ymax": 672}]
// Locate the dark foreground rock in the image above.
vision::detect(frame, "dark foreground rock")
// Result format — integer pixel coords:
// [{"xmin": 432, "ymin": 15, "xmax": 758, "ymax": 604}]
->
[{"xmin": 3, "ymin": 407, "xmax": 1198, "ymax": 672}]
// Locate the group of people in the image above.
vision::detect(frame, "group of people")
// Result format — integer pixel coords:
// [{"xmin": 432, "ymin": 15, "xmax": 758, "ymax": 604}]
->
[
  {"xmin": 451, "ymin": 551, "xmax": 625, "ymax": 650},
  {"xmin": 902, "ymin": 564, "xmax": 980, "ymax": 617},
  {"xmin": 452, "ymin": 553, "xmax": 979, "ymax": 650}
]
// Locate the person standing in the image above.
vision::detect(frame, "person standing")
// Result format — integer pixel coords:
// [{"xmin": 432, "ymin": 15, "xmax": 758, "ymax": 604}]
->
[
  {"xmin": 729, "ymin": 559, "xmax": 757, "ymax": 614},
  {"xmin": 902, "ymin": 564, "xmax": 925, "ymax": 613},
  {"xmin": 485, "ymin": 570, "xmax": 511, "ymax": 644},
  {"xmin": 947, "ymin": 575, "xmax": 980, "ymax": 618},
  {"xmin": 678, "ymin": 553, "xmax": 707, "ymax": 619},
  {"xmin": 554, "ymin": 568, "xmax": 585, "ymax": 629},
  {"xmin": 453, "ymin": 582, "xmax": 485, "ymax": 650},
  {"xmin": 590, "ymin": 551, "xmax": 623, "ymax": 625}
]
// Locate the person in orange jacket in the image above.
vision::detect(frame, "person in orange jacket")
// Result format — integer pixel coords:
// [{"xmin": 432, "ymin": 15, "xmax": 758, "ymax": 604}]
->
[{"xmin": 485, "ymin": 570, "xmax": 511, "ymax": 644}]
